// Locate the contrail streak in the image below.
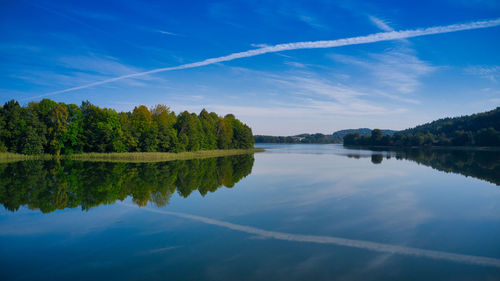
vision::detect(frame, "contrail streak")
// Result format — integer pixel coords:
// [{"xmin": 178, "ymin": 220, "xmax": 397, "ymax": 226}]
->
[
  {"xmin": 124, "ymin": 204, "xmax": 500, "ymax": 268},
  {"xmin": 28, "ymin": 18, "xmax": 500, "ymax": 100}
]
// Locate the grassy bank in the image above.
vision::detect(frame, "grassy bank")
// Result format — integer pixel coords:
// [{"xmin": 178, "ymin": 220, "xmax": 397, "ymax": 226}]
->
[{"xmin": 0, "ymin": 148, "xmax": 265, "ymax": 163}]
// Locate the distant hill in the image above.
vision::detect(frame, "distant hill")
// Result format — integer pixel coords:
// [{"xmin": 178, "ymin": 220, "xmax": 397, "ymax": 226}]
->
[
  {"xmin": 254, "ymin": 128, "xmax": 397, "ymax": 144},
  {"xmin": 344, "ymin": 107, "xmax": 500, "ymax": 147},
  {"xmin": 254, "ymin": 133, "xmax": 336, "ymax": 144},
  {"xmin": 400, "ymin": 108, "xmax": 500, "ymax": 136},
  {"xmin": 331, "ymin": 128, "xmax": 396, "ymax": 143}
]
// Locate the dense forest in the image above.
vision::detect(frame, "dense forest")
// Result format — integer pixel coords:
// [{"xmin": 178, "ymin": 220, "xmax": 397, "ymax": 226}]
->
[
  {"xmin": 0, "ymin": 154, "xmax": 254, "ymax": 213},
  {"xmin": 0, "ymin": 99, "xmax": 254, "ymax": 155},
  {"xmin": 344, "ymin": 107, "xmax": 500, "ymax": 147},
  {"xmin": 255, "ymin": 129, "xmax": 395, "ymax": 144},
  {"xmin": 332, "ymin": 128, "xmax": 395, "ymax": 141}
]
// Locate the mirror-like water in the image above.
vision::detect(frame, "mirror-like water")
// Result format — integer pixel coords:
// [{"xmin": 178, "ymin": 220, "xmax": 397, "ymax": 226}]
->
[{"xmin": 1, "ymin": 144, "xmax": 499, "ymax": 280}]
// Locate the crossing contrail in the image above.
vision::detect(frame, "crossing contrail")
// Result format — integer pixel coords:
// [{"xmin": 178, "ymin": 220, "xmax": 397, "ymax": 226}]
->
[
  {"xmin": 28, "ymin": 18, "xmax": 500, "ymax": 100},
  {"xmin": 124, "ymin": 204, "xmax": 500, "ymax": 268}
]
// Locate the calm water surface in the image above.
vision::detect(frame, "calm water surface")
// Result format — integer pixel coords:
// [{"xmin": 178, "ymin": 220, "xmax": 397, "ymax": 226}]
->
[{"xmin": 1, "ymin": 144, "xmax": 499, "ymax": 280}]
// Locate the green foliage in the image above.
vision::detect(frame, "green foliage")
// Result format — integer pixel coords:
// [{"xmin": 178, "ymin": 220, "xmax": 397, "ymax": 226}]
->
[
  {"xmin": 175, "ymin": 111, "xmax": 203, "ymax": 151},
  {"xmin": 0, "ymin": 154, "xmax": 254, "ymax": 213},
  {"xmin": 0, "ymin": 99, "xmax": 254, "ymax": 155},
  {"xmin": 131, "ymin": 105, "xmax": 156, "ymax": 152},
  {"xmin": 344, "ymin": 108, "xmax": 500, "ymax": 147},
  {"xmin": 1, "ymin": 100, "xmax": 23, "ymax": 152},
  {"xmin": 217, "ymin": 116, "xmax": 233, "ymax": 149},
  {"xmin": 198, "ymin": 109, "xmax": 217, "ymax": 150},
  {"xmin": 228, "ymin": 115, "xmax": 254, "ymax": 149},
  {"xmin": 152, "ymin": 105, "xmax": 178, "ymax": 152},
  {"xmin": 21, "ymin": 128, "xmax": 44, "ymax": 155},
  {"xmin": 63, "ymin": 104, "xmax": 84, "ymax": 154}
]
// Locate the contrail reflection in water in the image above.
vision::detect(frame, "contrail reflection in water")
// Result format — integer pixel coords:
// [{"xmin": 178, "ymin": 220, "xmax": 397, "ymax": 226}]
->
[{"xmin": 123, "ymin": 204, "xmax": 500, "ymax": 268}]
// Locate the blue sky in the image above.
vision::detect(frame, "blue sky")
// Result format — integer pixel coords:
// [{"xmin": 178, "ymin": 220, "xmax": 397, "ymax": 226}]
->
[{"xmin": 1, "ymin": 0, "xmax": 500, "ymax": 135}]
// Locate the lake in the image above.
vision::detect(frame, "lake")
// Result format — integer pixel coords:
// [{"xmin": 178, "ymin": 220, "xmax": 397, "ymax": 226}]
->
[{"xmin": 1, "ymin": 144, "xmax": 499, "ymax": 280}]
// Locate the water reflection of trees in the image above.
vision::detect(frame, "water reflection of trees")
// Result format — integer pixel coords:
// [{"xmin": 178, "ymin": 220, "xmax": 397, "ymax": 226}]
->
[
  {"xmin": 0, "ymin": 154, "xmax": 254, "ymax": 213},
  {"xmin": 346, "ymin": 148, "xmax": 500, "ymax": 185}
]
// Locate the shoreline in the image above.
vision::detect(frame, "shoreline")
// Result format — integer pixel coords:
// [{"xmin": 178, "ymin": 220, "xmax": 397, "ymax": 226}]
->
[
  {"xmin": 0, "ymin": 148, "xmax": 265, "ymax": 163},
  {"xmin": 342, "ymin": 145, "xmax": 500, "ymax": 151}
]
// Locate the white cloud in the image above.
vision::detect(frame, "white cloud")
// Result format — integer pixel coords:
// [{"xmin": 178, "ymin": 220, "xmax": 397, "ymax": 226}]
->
[
  {"xmin": 157, "ymin": 30, "xmax": 180, "ymax": 36},
  {"xmin": 369, "ymin": 16, "xmax": 394, "ymax": 32},
  {"xmin": 28, "ymin": 17, "xmax": 500, "ymax": 99},
  {"xmin": 375, "ymin": 91, "xmax": 421, "ymax": 104},
  {"xmin": 371, "ymin": 52, "xmax": 435, "ymax": 93},
  {"xmin": 298, "ymin": 14, "xmax": 327, "ymax": 30},
  {"xmin": 331, "ymin": 49, "xmax": 435, "ymax": 94},
  {"xmin": 284, "ymin": 61, "xmax": 307, "ymax": 68},
  {"xmin": 58, "ymin": 55, "xmax": 140, "ymax": 76},
  {"xmin": 250, "ymin": 43, "xmax": 270, "ymax": 48},
  {"xmin": 465, "ymin": 65, "xmax": 500, "ymax": 82}
]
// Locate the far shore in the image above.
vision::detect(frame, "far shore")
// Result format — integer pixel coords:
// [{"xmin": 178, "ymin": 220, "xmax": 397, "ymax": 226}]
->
[
  {"xmin": 0, "ymin": 148, "xmax": 265, "ymax": 163},
  {"xmin": 342, "ymin": 145, "xmax": 500, "ymax": 151}
]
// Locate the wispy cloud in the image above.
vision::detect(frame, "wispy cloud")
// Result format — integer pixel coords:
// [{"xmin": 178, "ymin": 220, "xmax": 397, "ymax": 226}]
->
[
  {"xmin": 11, "ymin": 53, "xmax": 158, "ymax": 97},
  {"xmin": 331, "ymin": 49, "xmax": 434, "ymax": 94},
  {"xmin": 250, "ymin": 43, "xmax": 270, "ymax": 48},
  {"xmin": 375, "ymin": 91, "xmax": 421, "ymax": 104},
  {"xmin": 160, "ymin": 69, "xmax": 411, "ymax": 134},
  {"xmin": 465, "ymin": 65, "xmax": 500, "ymax": 82},
  {"xmin": 284, "ymin": 61, "xmax": 307, "ymax": 68},
  {"xmin": 28, "ymin": 17, "xmax": 500, "ymax": 99},
  {"xmin": 58, "ymin": 55, "xmax": 141, "ymax": 76},
  {"xmin": 298, "ymin": 14, "xmax": 327, "ymax": 30},
  {"xmin": 268, "ymin": 74, "xmax": 366, "ymax": 102},
  {"xmin": 369, "ymin": 16, "xmax": 394, "ymax": 32},
  {"xmin": 157, "ymin": 30, "xmax": 180, "ymax": 36}
]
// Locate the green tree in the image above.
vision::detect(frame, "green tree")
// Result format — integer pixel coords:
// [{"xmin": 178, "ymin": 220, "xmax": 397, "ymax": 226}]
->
[
  {"xmin": 151, "ymin": 105, "xmax": 178, "ymax": 152},
  {"xmin": 217, "ymin": 115, "xmax": 233, "ymax": 149},
  {"xmin": 175, "ymin": 111, "xmax": 202, "ymax": 151},
  {"xmin": 0, "ymin": 99, "xmax": 255, "ymax": 154},
  {"xmin": 97, "ymin": 109, "xmax": 126, "ymax": 152},
  {"xmin": 47, "ymin": 103, "xmax": 69, "ymax": 155},
  {"xmin": 199, "ymin": 109, "xmax": 218, "ymax": 150},
  {"xmin": 131, "ymin": 105, "xmax": 158, "ymax": 152},
  {"xmin": 0, "ymin": 103, "xmax": 5, "ymax": 152},
  {"xmin": 81, "ymin": 101, "xmax": 104, "ymax": 152},
  {"xmin": 370, "ymin": 129, "xmax": 383, "ymax": 145},
  {"xmin": 1, "ymin": 100, "xmax": 24, "ymax": 152},
  {"xmin": 118, "ymin": 112, "xmax": 138, "ymax": 151},
  {"xmin": 476, "ymin": 128, "xmax": 500, "ymax": 146},
  {"xmin": 62, "ymin": 104, "xmax": 84, "ymax": 154},
  {"xmin": 20, "ymin": 105, "xmax": 46, "ymax": 155}
]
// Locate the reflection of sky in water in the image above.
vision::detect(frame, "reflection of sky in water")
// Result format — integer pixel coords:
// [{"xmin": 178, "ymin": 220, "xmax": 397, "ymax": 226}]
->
[{"xmin": 1, "ymin": 144, "xmax": 500, "ymax": 280}]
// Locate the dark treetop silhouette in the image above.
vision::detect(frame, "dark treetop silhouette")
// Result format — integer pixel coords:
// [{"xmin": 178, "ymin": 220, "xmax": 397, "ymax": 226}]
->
[{"xmin": 344, "ymin": 107, "xmax": 500, "ymax": 147}]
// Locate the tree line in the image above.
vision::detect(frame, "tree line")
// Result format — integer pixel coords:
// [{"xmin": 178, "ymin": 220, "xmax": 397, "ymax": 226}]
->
[
  {"xmin": 0, "ymin": 154, "xmax": 254, "ymax": 213},
  {"xmin": 344, "ymin": 107, "xmax": 500, "ymax": 147},
  {"xmin": 254, "ymin": 129, "xmax": 396, "ymax": 144},
  {"xmin": 254, "ymin": 133, "xmax": 339, "ymax": 144},
  {"xmin": 0, "ymin": 99, "xmax": 254, "ymax": 155}
]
